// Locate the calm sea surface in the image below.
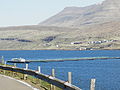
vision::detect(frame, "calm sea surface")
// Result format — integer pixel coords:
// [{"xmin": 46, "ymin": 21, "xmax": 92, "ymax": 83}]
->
[{"xmin": 0, "ymin": 50, "xmax": 120, "ymax": 90}]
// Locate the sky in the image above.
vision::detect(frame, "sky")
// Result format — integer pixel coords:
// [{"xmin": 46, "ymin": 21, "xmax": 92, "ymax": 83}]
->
[{"xmin": 0, "ymin": 0, "xmax": 104, "ymax": 27}]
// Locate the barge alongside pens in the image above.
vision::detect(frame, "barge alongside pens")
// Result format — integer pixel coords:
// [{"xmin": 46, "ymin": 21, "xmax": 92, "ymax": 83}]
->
[{"xmin": 7, "ymin": 58, "xmax": 30, "ymax": 63}]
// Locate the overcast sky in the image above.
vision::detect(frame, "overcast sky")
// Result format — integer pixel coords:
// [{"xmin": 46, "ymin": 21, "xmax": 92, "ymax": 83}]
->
[{"xmin": 0, "ymin": 0, "xmax": 104, "ymax": 27}]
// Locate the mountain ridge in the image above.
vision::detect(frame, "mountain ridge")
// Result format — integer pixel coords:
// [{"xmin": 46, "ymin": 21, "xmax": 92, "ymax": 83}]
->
[{"xmin": 39, "ymin": 0, "xmax": 120, "ymax": 27}]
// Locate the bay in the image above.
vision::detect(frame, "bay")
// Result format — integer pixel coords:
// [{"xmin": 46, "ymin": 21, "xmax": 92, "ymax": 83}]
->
[{"xmin": 0, "ymin": 50, "xmax": 120, "ymax": 90}]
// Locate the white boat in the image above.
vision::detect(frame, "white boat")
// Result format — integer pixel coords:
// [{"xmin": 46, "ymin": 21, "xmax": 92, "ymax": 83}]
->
[
  {"xmin": 7, "ymin": 58, "xmax": 30, "ymax": 63},
  {"xmin": 12, "ymin": 58, "xmax": 26, "ymax": 62}
]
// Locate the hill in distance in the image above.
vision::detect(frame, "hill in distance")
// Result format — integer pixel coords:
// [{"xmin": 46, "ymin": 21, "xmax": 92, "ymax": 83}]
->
[
  {"xmin": 39, "ymin": 0, "xmax": 120, "ymax": 27},
  {"xmin": 0, "ymin": 0, "xmax": 120, "ymax": 50}
]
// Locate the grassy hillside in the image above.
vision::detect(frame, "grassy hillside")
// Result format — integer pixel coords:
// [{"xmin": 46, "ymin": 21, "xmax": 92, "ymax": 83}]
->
[{"xmin": 0, "ymin": 21, "xmax": 119, "ymax": 50}]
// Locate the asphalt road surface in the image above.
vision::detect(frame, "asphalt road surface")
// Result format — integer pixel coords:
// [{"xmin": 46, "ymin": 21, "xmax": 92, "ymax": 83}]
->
[{"xmin": 0, "ymin": 75, "xmax": 34, "ymax": 90}]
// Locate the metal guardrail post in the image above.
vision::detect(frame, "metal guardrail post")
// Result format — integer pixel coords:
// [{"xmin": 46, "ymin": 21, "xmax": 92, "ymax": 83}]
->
[
  {"xmin": 38, "ymin": 66, "xmax": 41, "ymax": 73},
  {"xmin": 37, "ymin": 66, "xmax": 41, "ymax": 88},
  {"xmin": 68, "ymin": 72, "xmax": 72, "ymax": 84},
  {"xmin": 52, "ymin": 69, "xmax": 55, "ymax": 77},
  {"xmin": 14, "ymin": 63, "xmax": 16, "ymax": 67},
  {"xmin": 90, "ymin": 79, "xmax": 96, "ymax": 90},
  {"xmin": 50, "ymin": 69, "xmax": 56, "ymax": 90},
  {"xmin": 1, "ymin": 56, "xmax": 4, "ymax": 64},
  {"xmin": 23, "ymin": 64, "xmax": 29, "ymax": 80},
  {"xmin": 4, "ymin": 61, "xmax": 6, "ymax": 66},
  {"xmin": 26, "ymin": 64, "xmax": 28, "ymax": 70}
]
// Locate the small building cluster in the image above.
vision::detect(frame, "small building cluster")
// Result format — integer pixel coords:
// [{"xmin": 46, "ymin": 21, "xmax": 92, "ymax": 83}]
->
[
  {"xmin": 88, "ymin": 40, "xmax": 116, "ymax": 44},
  {"xmin": 71, "ymin": 40, "xmax": 117, "ymax": 45}
]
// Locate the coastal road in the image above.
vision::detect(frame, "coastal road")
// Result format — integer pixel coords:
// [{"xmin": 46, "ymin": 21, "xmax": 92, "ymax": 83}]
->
[{"xmin": 0, "ymin": 75, "xmax": 34, "ymax": 90}]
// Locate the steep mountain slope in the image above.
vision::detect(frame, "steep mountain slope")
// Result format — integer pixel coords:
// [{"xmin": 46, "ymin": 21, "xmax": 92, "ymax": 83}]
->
[{"xmin": 39, "ymin": 0, "xmax": 120, "ymax": 27}]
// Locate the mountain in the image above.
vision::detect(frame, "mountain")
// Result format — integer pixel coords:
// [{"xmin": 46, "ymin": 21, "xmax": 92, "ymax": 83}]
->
[
  {"xmin": 0, "ymin": 0, "xmax": 120, "ymax": 50},
  {"xmin": 39, "ymin": 0, "xmax": 120, "ymax": 27}
]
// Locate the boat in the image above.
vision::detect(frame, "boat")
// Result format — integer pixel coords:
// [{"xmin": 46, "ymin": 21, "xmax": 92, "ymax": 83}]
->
[{"xmin": 7, "ymin": 58, "xmax": 30, "ymax": 63}]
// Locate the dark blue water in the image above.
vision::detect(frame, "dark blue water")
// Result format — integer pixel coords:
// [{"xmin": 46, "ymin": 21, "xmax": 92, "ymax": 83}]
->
[{"xmin": 0, "ymin": 50, "xmax": 120, "ymax": 90}]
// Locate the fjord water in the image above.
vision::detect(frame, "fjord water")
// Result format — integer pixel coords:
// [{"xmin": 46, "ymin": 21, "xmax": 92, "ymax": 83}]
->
[{"xmin": 1, "ymin": 50, "xmax": 120, "ymax": 90}]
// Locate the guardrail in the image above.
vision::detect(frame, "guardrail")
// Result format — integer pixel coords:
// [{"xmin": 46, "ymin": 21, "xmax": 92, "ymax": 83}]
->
[{"xmin": 0, "ymin": 65, "xmax": 81, "ymax": 90}]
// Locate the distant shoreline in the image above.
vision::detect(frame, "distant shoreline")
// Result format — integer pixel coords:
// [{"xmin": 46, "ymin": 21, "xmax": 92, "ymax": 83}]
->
[{"xmin": 0, "ymin": 48, "xmax": 119, "ymax": 51}]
